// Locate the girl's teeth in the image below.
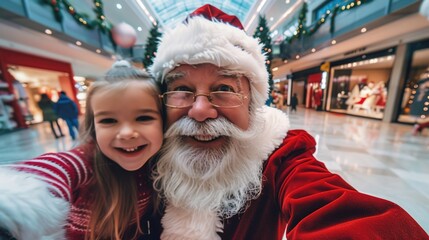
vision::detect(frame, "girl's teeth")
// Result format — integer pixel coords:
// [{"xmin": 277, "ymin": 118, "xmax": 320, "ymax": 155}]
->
[{"xmin": 125, "ymin": 147, "xmax": 138, "ymax": 152}]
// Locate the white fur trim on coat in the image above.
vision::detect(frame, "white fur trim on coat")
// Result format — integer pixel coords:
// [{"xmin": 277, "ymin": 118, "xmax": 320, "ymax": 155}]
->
[
  {"xmin": 254, "ymin": 106, "xmax": 290, "ymax": 159},
  {"xmin": 161, "ymin": 205, "xmax": 222, "ymax": 240},
  {"xmin": 150, "ymin": 16, "xmax": 269, "ymax": 109},
  {"xmin": 0, "ymin": 167, "xmax": 69, "ymax": 240}
]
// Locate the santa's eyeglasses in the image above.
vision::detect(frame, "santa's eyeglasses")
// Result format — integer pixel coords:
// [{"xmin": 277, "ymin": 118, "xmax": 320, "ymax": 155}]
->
[{"xmin": 160, "ymin": 91, "xmax": 248, "ymax": 108}]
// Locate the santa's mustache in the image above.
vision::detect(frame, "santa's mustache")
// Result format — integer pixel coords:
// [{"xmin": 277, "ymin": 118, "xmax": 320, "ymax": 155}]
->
[{"xmin": 165, "ymin": 116, "xmax": 241, "ymax": 139}]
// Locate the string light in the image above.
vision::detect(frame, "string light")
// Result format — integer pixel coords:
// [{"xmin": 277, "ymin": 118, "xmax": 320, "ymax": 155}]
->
[{"xmin": 43, "ymin": 0, "xmax": 112, "ymax": 32}]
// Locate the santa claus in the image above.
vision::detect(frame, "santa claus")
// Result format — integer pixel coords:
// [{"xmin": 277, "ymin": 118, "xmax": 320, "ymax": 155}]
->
[{"xmin": 150, "ymin": 4, "xmax": 429, "ymax": 240}]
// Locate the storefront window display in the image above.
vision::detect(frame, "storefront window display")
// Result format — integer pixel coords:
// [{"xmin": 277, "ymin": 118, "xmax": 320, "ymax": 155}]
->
[
  {"xmin": 290, "ymin": 67, "xmax": 322, "ymax": 110},
  {"xmin": 0, "ymin": 69, "xmax": 18, "ymax": 131},
  {"xmin": 7, "ymin": 66, "xmax": 81, "ymax": 124},
  {"xmin": 327, "ymin": 53, "xmax": 394, "ymax": 119},
  {"xmin": 397, "ymin": 39, "xmax": 429, "ymax": 124},
  {"xmin": 0, "ymin": 47, "xmax": 76, "ymax": 130},
  {"xmin": 306, "ymin": 73, "xmax": 324, "ymax": 111},
  {"xmin": 272, "ymin": 79, "xmax": 288, "ymax": 110}
]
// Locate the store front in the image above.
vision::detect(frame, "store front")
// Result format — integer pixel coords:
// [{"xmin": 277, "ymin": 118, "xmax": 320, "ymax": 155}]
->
[
  {"xmin": 306, "ymin": 73, "xmax": 324, "ymax": 111},
  {"xmin": 327, "ymin": 48, "xmax": 395, "ymax": 119},
  {"xmin": 397, "ymin": 39, "xmax": 429, "ymax": 124},
  {"xmin": 290, "ymin": 66, "xmax": 323, "ymax": 109},
  {"xmin": 272, "ymin": 77, "xmax": 288, "ymax": 110},
  {"xmin": 0, "ymin": 47, "xmax": 79, "ymax": 132}
]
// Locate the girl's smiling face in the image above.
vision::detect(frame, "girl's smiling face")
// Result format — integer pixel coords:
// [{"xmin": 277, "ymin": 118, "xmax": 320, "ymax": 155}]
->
[{"xmin": 92, "ymin": 81, "xmax": 163, "ymax": 171}]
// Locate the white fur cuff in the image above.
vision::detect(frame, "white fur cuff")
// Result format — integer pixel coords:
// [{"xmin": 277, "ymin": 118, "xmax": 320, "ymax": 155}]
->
[{"xmin": 0, "ymin": 167, "xmax": 69, "ymax": 240}]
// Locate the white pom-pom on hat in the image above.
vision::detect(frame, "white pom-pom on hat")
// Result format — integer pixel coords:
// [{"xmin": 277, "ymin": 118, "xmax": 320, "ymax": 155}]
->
[{"xmin": 112, "ymin": 60, "xmax": 131, "ymax": 68}]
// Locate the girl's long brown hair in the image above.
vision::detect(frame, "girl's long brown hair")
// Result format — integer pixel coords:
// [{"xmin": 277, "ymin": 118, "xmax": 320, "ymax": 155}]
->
[{"xmin": 79, "ymin": 61, "xmax": 162, "ymax": 239}]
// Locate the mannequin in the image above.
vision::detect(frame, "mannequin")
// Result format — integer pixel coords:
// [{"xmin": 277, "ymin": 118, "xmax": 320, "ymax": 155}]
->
[{"xmin": 12, "ymin": 79, "xmax": 33, "ymax": 122}]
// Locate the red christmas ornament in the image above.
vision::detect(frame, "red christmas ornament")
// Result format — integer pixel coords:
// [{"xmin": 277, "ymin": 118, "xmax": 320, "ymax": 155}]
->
[{"xmin": 111, "ymin": 22, "xmax": 137, "ymax": 48}]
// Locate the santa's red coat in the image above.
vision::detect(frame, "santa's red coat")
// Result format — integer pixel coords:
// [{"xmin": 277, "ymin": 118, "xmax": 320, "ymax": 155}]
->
[{"xmin": 220, "ymin": 130, "xmax": 428, "ymax": 240}]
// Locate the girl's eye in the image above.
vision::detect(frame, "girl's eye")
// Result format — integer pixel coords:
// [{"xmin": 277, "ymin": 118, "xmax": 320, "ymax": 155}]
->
[
  {"xmin": 98, "ymin": 118, "xmax": 117, "ymax": 124},
  {"xmin": 137, "ymin": 115, "xmax": 155, "ymax": 122},
  {"xmin": 216, "ymin": 85, "xmax": 235, "ymax": 92}
]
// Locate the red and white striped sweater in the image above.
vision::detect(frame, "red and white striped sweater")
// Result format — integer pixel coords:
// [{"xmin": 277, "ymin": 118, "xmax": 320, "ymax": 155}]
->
[{"xmin": 0, "ymin": 146, "xmax": 160, "ymax": 239}]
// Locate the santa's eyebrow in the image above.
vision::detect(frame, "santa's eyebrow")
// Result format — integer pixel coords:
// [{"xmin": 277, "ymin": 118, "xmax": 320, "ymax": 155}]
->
[
  {"xmin": 164, "ymin": 71, "xmax": 186, "ymax": 83},
  {"xmin": 217, "ymin": 69, "xmax": 243, "ymax": 78}
]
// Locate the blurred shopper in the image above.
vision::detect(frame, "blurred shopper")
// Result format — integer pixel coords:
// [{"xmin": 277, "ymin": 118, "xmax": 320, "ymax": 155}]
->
[
  {"xmin": 413, "ymin": 120, "xmax": 429, "ymax": 136},
  {"xmin": 37, "ymin": 93, "xmax": 64, "ymax": 139},
  {"xmin": 274, "ymin": 90, "xmax": 284, "ymax": 110},
  {"xmin": 291, "ymin": 93, "xmax": 298, "ymax": 112},
  {"xmin": 54, "ymin": 91, "xmax": 79, "ymax": 140}
]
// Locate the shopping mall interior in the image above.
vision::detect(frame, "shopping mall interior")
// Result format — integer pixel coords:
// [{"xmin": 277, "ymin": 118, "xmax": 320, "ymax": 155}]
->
[{"xmin": 0, "ymin": 0, "xmax": 428, "ymax": 237}]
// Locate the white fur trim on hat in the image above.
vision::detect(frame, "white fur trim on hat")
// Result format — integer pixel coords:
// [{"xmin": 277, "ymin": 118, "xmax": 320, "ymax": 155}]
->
[
  {"xmin": 150, "ymin": 17, "xmax": 269, "ymax": 109},
  {"xmin": 0, "ymin": 167, "xmax": 69, "ymax": 239}
]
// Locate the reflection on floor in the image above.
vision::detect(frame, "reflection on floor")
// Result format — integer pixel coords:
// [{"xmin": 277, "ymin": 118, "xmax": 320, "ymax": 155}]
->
[
  {"xmin": 330, "ymin": 108, "xmax": 384, "ymax": 119},
  {"xmin": 0, "ymin": 108, "xmax": 428, "ymax": 234}
]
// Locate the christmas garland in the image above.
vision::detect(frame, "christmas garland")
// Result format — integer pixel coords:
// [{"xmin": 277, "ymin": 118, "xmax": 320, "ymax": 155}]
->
[
  {"xmin": 285, "ymin": 0, "xmax": 373, "ymax": 44},
  {"xmin": 40, "ymin": 0, "xmax": 112, "ymax": 32}
]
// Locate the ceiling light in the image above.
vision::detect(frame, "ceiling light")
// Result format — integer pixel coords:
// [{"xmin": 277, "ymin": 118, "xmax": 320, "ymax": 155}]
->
[
  {"xmin": 311, "ymin": 48, "xmax": 316, "ymax": 52},
  {"xmin": 286, "ymin": 0, "xmax": 290, "ymax": 3},
  {"xmin": 136, "ymin": 0, "xmax": 157, "ymax": 26},
  {"xmin": 245, "ymin": 14, "xmax": 258, "ymax": 30},
  {"xmin": 331, "ymin": 40, "xmax": 336, "ymax": 45},
  {"xmin": 96, "ymin": 49, "xmax": 101, "ymax": 53},
  {"xmin": 361, "ymin": 27, "xmax": 367, "ymax": 33},
  {"xmin": 270, "ymin": 17, "xmax": 274, "ymax": 21},
  {"xmin": 45, "ymin": 29, "xmax": 52, "ymax": 35},
  {"xmin": 137, "ymin": 27, "xmax": 142, "ymax": 31},
  {"xmin": 73, "ymin": 76, "xmax": 85, "ymax": 81},
  {"xmin": 256, "ymin": 0, "xmax": 268, "ymax": 12},
  {"xmin": 296, "ymin": 55, "xmax": 300, "ymax": 59},
  {"xmin": 76, "ymin": 41, "xmax": 82, "ymax": 46},
  {"xmin": 271, "ymin": 0, "xmax": 301, "ymax": 31},
  {"xmin": 116, "ymin": 3, "xmax": 122, "ymax": 9}
]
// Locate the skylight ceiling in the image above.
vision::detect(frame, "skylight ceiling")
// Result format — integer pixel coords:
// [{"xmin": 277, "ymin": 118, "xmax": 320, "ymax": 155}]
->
[{"xmin": 145, "ymin": 0, "xmax": 258, "ymax": 27}]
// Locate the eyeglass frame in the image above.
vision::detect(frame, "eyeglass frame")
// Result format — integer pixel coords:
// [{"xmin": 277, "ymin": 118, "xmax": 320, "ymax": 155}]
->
[{"xmin": 159, "ymin": 91, "xmax": 249, "ymax": 109}]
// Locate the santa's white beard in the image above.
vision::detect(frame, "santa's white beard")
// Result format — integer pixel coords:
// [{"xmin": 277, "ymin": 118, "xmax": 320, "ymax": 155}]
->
[{"xmin": 153, "ymin": 115, "xmax": 265, "ymax": 218}]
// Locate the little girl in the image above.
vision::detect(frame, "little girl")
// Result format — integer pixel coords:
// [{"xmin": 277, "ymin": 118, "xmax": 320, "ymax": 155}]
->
[{"xmin": 0, "ymin": 61, "xmax": 164, "ymax": 239}]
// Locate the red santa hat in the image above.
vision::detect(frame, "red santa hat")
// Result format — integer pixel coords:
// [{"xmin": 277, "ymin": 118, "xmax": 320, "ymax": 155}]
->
[{"xmin": 150, "ymin": 4, "xmax": 269, "ymax": 109}]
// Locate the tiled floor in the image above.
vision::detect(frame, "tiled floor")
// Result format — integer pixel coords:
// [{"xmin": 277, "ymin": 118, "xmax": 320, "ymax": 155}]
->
[{"xmin": 1, "ymin": 107, "xmax": 428, "ymax": 233}]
